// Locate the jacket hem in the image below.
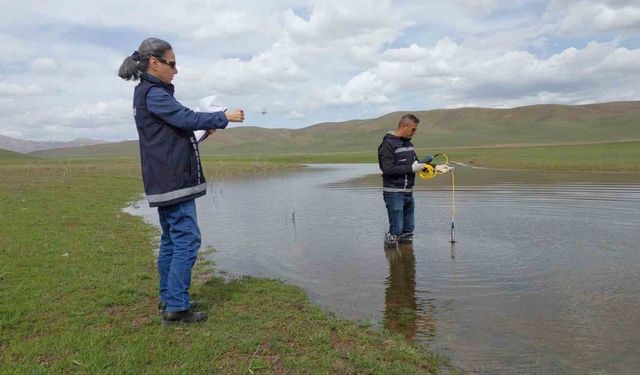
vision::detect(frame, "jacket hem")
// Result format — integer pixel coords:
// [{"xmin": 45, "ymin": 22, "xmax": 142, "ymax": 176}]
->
[
  {"xmin": 383, "ymin": 187, "xmax": 413, "ymax": 193},
  {"xmin": 147, "ymin": 183, "xmax": 207, "ymax": 207}
]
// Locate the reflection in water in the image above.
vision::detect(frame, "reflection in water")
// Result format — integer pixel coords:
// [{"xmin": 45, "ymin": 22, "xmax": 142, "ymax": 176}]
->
[
  {"xmin": 384, "ymin": 245, "xmax": 417, "ymax": 340},
  {"xmin": 383, "ymin": 244, "xmax": 436, "ymax": 342}
]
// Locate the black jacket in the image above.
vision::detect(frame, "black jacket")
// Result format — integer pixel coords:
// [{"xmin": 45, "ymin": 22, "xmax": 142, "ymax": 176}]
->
[{"xmin": 378, "ymin": 133, "xmax": 418, "ymax": 192}]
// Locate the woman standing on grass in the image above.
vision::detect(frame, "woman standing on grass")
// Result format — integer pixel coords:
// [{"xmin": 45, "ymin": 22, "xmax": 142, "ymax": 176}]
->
[{"xmin": 118, "ymin": 37, "xmax": 244, "ymax": 325}]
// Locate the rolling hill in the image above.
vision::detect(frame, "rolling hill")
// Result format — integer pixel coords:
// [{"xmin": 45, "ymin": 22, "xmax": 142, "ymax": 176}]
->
[
  {"xmin": 29, "ymin": 101, "xmax": 640, "ymax": 158},
  {"xmin": 0, "ymin": 135, "xmax": 109, "ymax": 154},
  {"xmin": 0, "ymin": 148, "xmax": 36, "ymax": 161}
]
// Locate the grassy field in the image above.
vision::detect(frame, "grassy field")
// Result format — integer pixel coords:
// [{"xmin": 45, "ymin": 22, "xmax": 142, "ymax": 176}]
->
[
  {"xmin": 0, "ymin": 149, "xmax": 35, "ymax": 162},
  {"xmin": 201, "ymin": 141, "xmax": 640, "ymax": 173},
  {"xmin": 0, "ymin": 157, "xmax": 451, "ymax": 374},
  {"xmin": 434, "ymin": 141, "xmax": 640, "ymax": 172}
]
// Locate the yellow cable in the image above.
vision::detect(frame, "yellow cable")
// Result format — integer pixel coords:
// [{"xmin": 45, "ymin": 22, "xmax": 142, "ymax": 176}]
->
[
  {"xmin": 438, "ymin": 153, "xmax": 449, "ymax": 165},
  {"xmin": 418, "ymin": 164, "xmax": 436, "ymax": 179},
  {"xmin": 417, "ymin": 153, "xmax": 449, "ymax": 181},
  {"xmin": 417, "ymin": 152, "xmax": 456, "ymax": 224}
]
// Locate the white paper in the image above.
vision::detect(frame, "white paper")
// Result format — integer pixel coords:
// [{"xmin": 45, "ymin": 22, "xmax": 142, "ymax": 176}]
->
[{"xmin": 194, "ymin": 95, "xmax": 227, "ymax": 144}]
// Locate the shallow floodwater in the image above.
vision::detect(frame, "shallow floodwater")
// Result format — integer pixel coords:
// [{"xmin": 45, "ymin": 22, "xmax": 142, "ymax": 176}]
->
[{"xmin": 127, "ymin": 164, "xmax": 640, "ymax": 374}]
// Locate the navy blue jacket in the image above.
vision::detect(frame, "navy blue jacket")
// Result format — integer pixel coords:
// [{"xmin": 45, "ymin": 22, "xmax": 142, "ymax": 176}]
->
[
  {"xmin": 133, "ymin": 73, "xmax": 228, "ymax": 207},
  {"xmin": 378, "ymin": 133, "xmax": 418, "ymax": 192}
]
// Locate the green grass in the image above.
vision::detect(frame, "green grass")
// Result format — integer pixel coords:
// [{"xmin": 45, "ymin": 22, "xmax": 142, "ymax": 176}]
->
[
  {"xmin": 0, "ymin": 157, "xmax": 451, "ymax": 374},
  {"xmin": 0, "ymin": 148, "xmax": 34, "ymax": 163},
  {"xmin": 19, "ymin": 140, "xmax": 640, "ymax": 173},
  {"xmin": 439, "ymin": 141, "xmax": 640, "ymax": 172},
  {"xmin": 202, "ymin": 141, "xmax": 640, "ymax": 173}
]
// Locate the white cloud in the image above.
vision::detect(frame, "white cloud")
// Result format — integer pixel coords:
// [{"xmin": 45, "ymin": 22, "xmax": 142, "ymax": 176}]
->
[
  {"xmin": 308, "ymin": 71, "xmax": 391, "ymax": 108},
  {"xmin": 548, "ymin": 0, "xmax": 640, "ymax": 35},
  {"xmin": 197, "ymin": 46, "xmax": 307, "ymax": 95},
  {"xmin": 0, "ymin": 98, "xmax": 16, "ymax": 112},
  {"xmin": 287, "ymin": 110, "xmax": 305, "ymax": 119},
  {"xmin": 284, "ymin": 0, "xmax": 394, "ymax": 41},
  {"xmin": 0, "ymin": 83, "xmax": 44, "ymax": 97},
  {"xmin": 188, "ymin": 11, "xmax": 265, "ymax": 40},
  {"xmin": 282, "ymin": 0, "xmax": 406, "ymax": 64},
  {"xmin": 306, "ymin": 38, "xmax": 640, "ymax": 111},
  {"xmin": 31, "ymin": 58, "xmax": 57, "ymax": 73},
  {"xmin": 453, "ymin": 0, "xmax": 520, "ymax": 14},
  {"xmin": 0, "ymin": 33, "xmax": 33, "ymax": 63}
]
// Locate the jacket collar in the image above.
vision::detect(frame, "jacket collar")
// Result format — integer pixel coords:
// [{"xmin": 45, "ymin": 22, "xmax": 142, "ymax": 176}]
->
[
  {"xmin": 384, "ymin": 132, "xmax": 412, "ymax": 142},
  {"xmin": 141, "ymin": 72, "xmax": 175, "ymax": 95}
]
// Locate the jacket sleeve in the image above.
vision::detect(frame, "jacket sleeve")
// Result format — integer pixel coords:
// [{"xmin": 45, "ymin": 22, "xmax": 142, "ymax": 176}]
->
[
  {"xmin": 378, "ymin": 142, "xmax": 412, "ymax": 176},
  {"xmin": 146, "ymin": 87, "xmax": 229, "ymax": 131}
]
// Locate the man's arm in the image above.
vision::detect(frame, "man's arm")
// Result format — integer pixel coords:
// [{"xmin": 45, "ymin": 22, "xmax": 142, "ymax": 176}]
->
[
  {"xmin": 146, "ymin": 87, "xmax": 229, "ymax": 131},
  {"xmin": 378, "ymin": 143, "xmax": 412, "ymax": 176}
]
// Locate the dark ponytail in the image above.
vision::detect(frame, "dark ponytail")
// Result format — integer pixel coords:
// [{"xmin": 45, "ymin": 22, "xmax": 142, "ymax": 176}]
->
[{"xmin": 118, "ymin": 37, "xmax": 173, "ymax": 81}]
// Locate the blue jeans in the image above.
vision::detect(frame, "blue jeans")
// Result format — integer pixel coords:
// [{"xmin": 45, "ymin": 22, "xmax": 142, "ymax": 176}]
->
[
  {"xmin": 383, "ymin": 192, "xmax": 415, "ymax": 236},
  {"xmin": 157, "ymin": 199, "xmax": 201, "ymax": 312}
]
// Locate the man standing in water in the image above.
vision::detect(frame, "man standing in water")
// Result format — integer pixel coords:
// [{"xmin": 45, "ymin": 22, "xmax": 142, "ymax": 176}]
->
[{"xmin": 378, "ymin": 114, "xmax": 425, "ymax": 249}]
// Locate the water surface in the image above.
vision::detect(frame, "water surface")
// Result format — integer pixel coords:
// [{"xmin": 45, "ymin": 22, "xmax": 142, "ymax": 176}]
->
[{"xmin": 128, "ymin": 164, "xmax": 640, "ymax": 374}]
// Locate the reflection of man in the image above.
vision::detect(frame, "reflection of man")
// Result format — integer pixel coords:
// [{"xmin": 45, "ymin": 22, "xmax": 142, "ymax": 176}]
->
[
  {"xmin": 383, "ymin": 245, "xmax": 418, "ymax": 340},
  {"xmin": 378, "ymin": 114, "xmax": 424, "ymax": 248}
]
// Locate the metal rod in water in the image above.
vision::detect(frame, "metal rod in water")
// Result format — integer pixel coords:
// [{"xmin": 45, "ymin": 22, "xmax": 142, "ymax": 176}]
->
[{"xmin": 450, "ymin": 221, "xmax": 456, "ymax": 243}]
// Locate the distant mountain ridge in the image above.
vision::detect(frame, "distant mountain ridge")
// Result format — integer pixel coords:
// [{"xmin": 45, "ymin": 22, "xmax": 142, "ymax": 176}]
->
[
  {"xmin": 0, "ymin": 135, "xmax": 109, "ymax": 153},
  {"xmin": 27, "ymin": 101, "xmax": 640, "ymax": 158}
]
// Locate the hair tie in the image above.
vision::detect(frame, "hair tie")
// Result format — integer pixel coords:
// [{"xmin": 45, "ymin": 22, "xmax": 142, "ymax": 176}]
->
[{"xmin": 131, "ymin": 51, "xmax": 141, "ymax": 62}]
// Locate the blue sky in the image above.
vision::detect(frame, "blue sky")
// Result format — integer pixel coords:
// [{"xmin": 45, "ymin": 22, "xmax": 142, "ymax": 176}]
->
[{"xmin": 1, "ymin": 0, "xmax": 639, "ymax": 141}]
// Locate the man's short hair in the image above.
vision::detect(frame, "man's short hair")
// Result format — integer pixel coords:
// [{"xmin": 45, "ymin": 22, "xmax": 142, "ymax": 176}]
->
[{"xmin": 398, "ymin": 113, "xmax": 420, "ymax": 128}]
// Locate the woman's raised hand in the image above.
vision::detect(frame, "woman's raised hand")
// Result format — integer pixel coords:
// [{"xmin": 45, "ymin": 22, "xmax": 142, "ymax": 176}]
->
[{"xmin": 225, "ymin": 109, "xmax": 245, "ymax": 122}]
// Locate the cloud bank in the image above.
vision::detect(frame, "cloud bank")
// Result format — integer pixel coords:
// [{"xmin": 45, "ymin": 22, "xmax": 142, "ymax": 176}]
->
[{"xmin": 0, "ymin": 0, "xmax": 638, "ymax": 141}]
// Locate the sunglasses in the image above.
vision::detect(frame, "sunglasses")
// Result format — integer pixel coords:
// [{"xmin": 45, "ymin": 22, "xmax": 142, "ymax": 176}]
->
[{"xmin": 153, "ymin": 55, "xmax": 177, "ymax": 69}]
